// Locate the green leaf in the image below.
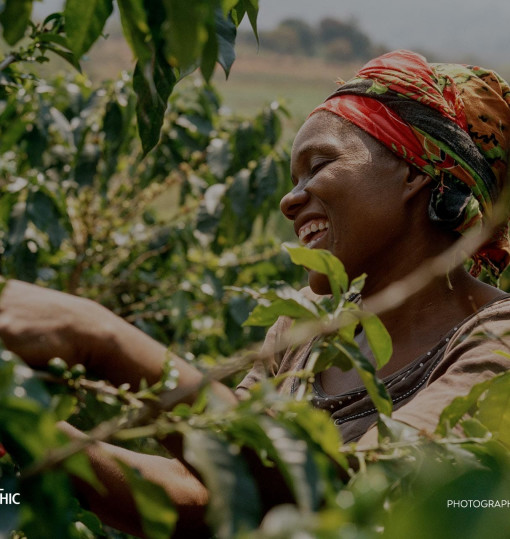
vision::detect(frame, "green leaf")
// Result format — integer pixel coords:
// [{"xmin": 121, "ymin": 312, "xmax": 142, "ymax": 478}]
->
[
  {"xmin": 476, "ymin": 371, "xmax": 510, "ymax": 447},
  {"xmin": 377, "ymin": 413, "xmax": 420, "ymax": 443},
  {"xmin": 243, "ymin": 298, "xmax": 319, "ymax": 327},
  {"xmin": 286, "ymin": 246, "xmax": 348, "ymax": 304},
  {"xmin": 27, "ymin": 189, "xmax": 67, "ymax": 249},
  {"xmin": 336, "ymin": 341, "xmax": 392, "ymax": 416},
  {"xmin": 200, "ymin": 22, "xmax": 218, "ymax": 82},
  {"xmin": 133, "ymin": 51, "xmax": 176, "ymax": 155},
  {"xmin": 184, "ymin": 430, "xmax": 262, "ymax": 537},
  {"xmin": 117, "ymin": 0, "xmax": 153, "ymax": 65},
  {"xmin": 215, "ymin": 10, "xmax": 236, "ymax": 77},
  {"xmin": 117, "ymin": 461, "xmax": 177, "ymax": 539},
  {"xmin": 44, "ymin": 43, "xmax": 82, "ymax": 72},
  {"xmin": 460, "ymin": 417, "xmax": 490, "ymax": 438},
  {"xmin": 221, "ymin": 0, "xmax": 239, "ymax": 15},
  {"xmin": 64, "ymin": 0, "xmax": 113, "ymax": 57},
  {"xmin": 241, "ymin": 0, "xmax": 258, "ymax": 41},
  {"xmin": 226, "ymin": 414, "xmax": 321, "ymax": 512},
  {"xmin": 436, "ymin": 376, "xmax": 495, "ymax": 436},
  {"xmin": 283, "ymin": 401, "xmax": 347, "ymax": 469},
  {"xmin": 63, "ymin": 451, "xmax": 105, "ymax": 495},
  {"xmin": 207, "ymin": 137, "xmax": 232, "ymax": 178},
  {"xmin": 0, "ymin": 0, "xmax": 33, "ymax": 45},
  {"xmin": 258, "ymin": 416, "xmax": 321, "ymax": 511},
  {"xmin": 162, "ymin": 0, "xmax": 209, "ymax": 71},
  {"xmin": 51, "ymin": 394, "xmax": 77, "ymax": 422},
  {"xmin": 228, "ymin": 168, "xmax": 250, "ymax": 215},
  {"xmin": 360, "ymin": 314, "xmax": 392, "ymax": 369}
]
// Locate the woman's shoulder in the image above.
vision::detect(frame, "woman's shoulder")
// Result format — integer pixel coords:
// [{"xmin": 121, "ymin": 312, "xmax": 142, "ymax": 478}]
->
[
  {"xmin": 437, "ymin": 293, "xmax": 510, "ymax": 372},
  {"xmin": 456, "ymin": 293, "xmax": 510, "ymax": 333}
]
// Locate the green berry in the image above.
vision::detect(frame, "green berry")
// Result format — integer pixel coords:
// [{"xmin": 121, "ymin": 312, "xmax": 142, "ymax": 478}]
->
[
  {"xmin": 47, "ymin": 357, "xmax": 68, "ymax": 377},
  {"xmin": 70, "ymin": 363, "xmax": 86, "ymax": 379}
]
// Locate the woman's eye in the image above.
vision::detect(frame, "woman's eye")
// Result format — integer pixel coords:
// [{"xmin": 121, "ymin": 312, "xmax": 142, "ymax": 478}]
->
[{"xmin": 310, "ymin": 160, "xmax": 329, "ymax": 175}]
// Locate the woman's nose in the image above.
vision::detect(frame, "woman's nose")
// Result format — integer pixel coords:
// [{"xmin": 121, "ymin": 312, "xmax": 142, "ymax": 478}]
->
[{"xmin": 280, "ymin": 186, "xmax": 310, "ymax": 220}]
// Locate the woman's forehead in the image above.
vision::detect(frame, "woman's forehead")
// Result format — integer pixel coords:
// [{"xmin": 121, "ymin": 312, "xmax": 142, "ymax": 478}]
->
[{"xmin": 291, "ymin": 111, "xmax": 388, "ymax": 161}]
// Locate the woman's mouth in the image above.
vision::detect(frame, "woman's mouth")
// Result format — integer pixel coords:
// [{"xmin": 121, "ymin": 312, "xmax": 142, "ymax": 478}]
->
[{"xmin": 298, "ymin": 219, "xmax": 330, "ymax": 248}]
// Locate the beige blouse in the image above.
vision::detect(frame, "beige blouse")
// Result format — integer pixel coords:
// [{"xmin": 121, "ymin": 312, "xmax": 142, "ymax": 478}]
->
[{"xmin": 236, "ymin": 290, "xmax": 510, "ymax": 447}]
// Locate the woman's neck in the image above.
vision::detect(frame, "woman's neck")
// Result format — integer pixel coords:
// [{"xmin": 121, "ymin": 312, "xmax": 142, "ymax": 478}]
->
[{"xmin": 363, "ymin": 267, "xmax": 504, "ymax": 376}]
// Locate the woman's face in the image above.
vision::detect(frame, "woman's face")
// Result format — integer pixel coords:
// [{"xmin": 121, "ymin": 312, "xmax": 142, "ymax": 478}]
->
[{"xmin": 281, "ymin": 111, "xmax": 412, "ymax": 295}]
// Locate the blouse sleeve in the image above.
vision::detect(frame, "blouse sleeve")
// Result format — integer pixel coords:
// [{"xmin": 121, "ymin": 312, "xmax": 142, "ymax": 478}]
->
[{"xmin": 235, "ymin": 315, "xmax": 291, "ymax": 399}]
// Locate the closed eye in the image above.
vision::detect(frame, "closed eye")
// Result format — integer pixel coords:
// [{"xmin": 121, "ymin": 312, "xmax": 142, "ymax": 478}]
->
[{"xmin": 310, "ymin": 159, "xmax": 333, "ymax": 175}]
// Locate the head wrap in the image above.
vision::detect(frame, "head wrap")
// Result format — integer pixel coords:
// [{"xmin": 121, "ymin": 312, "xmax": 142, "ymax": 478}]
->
[{"xmin": 311, "ymin": 49, "xmax": 510, "ymax": 276}]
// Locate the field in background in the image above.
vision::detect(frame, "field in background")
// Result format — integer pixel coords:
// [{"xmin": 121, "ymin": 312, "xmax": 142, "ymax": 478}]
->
[{"xmin": 84, "ymin": 37, "xmax": 362, "ymax": 140}]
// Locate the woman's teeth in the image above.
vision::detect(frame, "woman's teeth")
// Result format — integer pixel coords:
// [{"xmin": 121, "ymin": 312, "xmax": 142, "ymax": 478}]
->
[{"xmin": 299, "ymin": 220, "xmax": 329, "ymax": 245}]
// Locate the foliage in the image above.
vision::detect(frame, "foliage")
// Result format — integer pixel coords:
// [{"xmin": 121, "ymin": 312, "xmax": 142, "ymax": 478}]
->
[
  {"xmin": 0, "ymin": 0, "xmax": 259, "ymax": 153},
  {"xmin": 0, "ymin": 71, "xmax": 301, "ymax": 360},
  {"xmin": 1, "ymin": 5, "xmax": 510, "ymax": 538}
]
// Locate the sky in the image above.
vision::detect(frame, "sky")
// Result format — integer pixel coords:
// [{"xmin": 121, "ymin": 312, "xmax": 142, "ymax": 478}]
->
[{"xmin": 33, "ymin": 0, "xmax": 510, "ymax": 66}]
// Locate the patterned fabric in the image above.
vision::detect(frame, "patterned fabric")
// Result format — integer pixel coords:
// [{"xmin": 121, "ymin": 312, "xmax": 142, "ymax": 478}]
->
[{"xmin": 311, "ymin": 49, "xmax": 510, "ymax": 276}]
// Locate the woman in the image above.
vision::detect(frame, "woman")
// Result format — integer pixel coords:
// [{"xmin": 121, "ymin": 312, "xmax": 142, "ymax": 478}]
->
[
  {"xmin": 1, "ymin": 50, "xmax": 510, "ymax": 534},
  {"xmin": 237, "ymin": 49, "xmax": 510, "ymax": 446}
]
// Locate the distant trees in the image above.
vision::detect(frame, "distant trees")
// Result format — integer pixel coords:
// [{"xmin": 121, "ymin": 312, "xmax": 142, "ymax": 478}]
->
[{"xmin": 239, "ymin": 16, "xmax": 384, "ymax": 61}]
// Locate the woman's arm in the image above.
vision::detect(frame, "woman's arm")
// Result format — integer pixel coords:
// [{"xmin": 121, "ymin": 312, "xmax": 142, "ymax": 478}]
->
[
  {"xmin": 58, "ymin": 423, "xmax": 209, "ymax": 538},
  {"xmin": 0, "ymin": 279, "xmax": 237, "ymax": 401}
]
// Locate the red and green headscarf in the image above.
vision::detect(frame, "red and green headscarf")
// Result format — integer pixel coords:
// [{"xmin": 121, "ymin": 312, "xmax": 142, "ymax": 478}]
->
[{"xmin": 311, "ymin": 49, "xmax": 510, "ymax": 276}]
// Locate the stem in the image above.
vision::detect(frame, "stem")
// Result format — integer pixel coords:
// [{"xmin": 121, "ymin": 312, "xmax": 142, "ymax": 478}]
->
[{"xmin": 0, "ymin": 54, "xmax": 17, "ymax": 72}]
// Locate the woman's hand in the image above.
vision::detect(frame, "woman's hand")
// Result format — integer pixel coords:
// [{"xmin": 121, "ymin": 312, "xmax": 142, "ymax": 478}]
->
[{"xmin": 0, "ymin": 279, "xmax": 111, "ymax": 368}]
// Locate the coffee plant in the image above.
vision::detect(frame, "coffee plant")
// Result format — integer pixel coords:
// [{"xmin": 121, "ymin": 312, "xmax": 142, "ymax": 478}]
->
[{"xmin": 1, "ymin": 2, "xmax": 510, "ymax": 538}]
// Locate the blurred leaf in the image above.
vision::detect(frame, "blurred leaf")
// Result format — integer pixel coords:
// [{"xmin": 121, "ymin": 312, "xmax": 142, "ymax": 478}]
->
[
  {"xmin": 360, "ymin": 314, "xmax": 392, "ymax": 369},
  {"xmin": 19, "ymin": 472, "xmax": 76, "ymax": 538},
  {"xmin": 253, "ymin": 155, "xmax": 278, "ymax": 207},
  {"xmin": 207, "ymin": 137, "xmax": 232, "ymax": 178},
  {"xmin": 437, "ymin": 376, "xmax": 495, "ymax": 436},
  {"xmin": 286, "ymin": 246, "xmax": 348, "ymax": 304},
  {"xmin": 240, "ymin": 0, "xmax": 258, "ymax": 41},
  {"xmin": 51, "ymin": 394, "xmax": 77, "ymax": 422},
  {"xmin": 378, "ymin": 414, "xmax": 420, "ymax": 443},
  {"xmin": 117, "ymin": 0, "xmax": 153, "ymax": 65},
  {"xmin": 228, "ymin": 168, "xmax": 250, "ymax": 215},
  {"xmin": 184, "ymin": 430, "xmax": 262, "ymax": 538},
  {"xmin": 44, "ymin": 44, "xmax": 82, "ymax": 72},
  {"xmin": 27, "ymin": 189, "xmax": 67, "ymax": 249},
  {"xmin": 74, "ymin": 143, "xmax": 100, "ymax": 186},
  {"xmin": 284, "ymin": 401, "xmax": 347, "ymax": 469},
  {"xmin": 64, "ymin": 451, "xmax": 106, "ymax": 495},
  {"xmin": 133, "ymin": 51, "xmax": 176, "ymax": 154},
  {"xmin": 0, "ymin": 0, "xmax": 33, "ymax": 45},
  {"xmin": 162, "ymin": 0, "xmax": 208, "ymax": 71},
  {"xmin": 460, "ymin": 417, "xmax": 490, "ymax": 438},
  {"xmin": 258, "ymin": 416, "xmax": 321, "ymax": 511},
  {"xmin": 337, "ymin": 341, "xmax": 392, "ymax": 416},
  {"xmin": 200, "ymin": 21, "xmax": 218, "ymax": 82},
  {"xmin": 476, "ymin": 371, "xmax": 510, "ymax": 447},
  {"xmin": 118, "ymin": 461, "xmax": 177, "ymax": 539},
  {"xmin": 64, "ymin": 0, "xmax": 114, "ymax": 58}
]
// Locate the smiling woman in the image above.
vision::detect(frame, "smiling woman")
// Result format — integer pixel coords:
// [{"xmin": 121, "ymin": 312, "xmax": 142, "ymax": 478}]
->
[
  {"xmin": 237, "ymin": 49, "xmax": 510, "ymax": 445},
  {"xmin": 2, "ymin": 49, "xmax": 510, "ymax": 534}
]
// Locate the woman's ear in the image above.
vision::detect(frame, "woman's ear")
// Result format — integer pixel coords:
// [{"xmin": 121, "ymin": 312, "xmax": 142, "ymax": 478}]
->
[{"xmin": 402, "ymin": 166, "xmax": 433, "ymax": 202}]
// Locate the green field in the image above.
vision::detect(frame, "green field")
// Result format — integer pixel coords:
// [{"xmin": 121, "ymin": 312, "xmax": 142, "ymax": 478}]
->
[{"xmin": 82, "ymin": 38, "xmax": 362, "ymax": 139}]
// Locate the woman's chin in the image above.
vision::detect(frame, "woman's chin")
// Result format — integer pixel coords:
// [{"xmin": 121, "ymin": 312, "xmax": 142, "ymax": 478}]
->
[{"xmin": 308, "ymin": 271, "xmax": 332, "ymax": 296}]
